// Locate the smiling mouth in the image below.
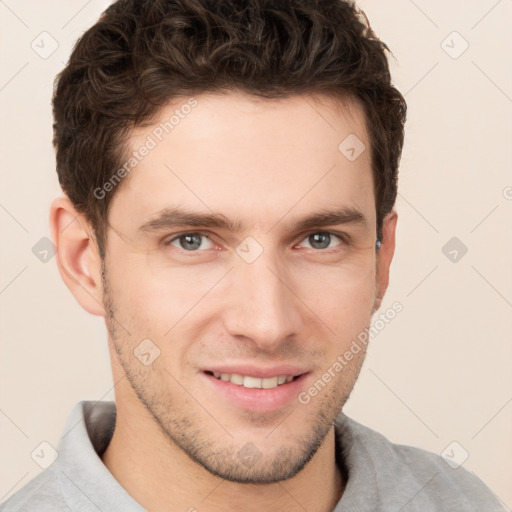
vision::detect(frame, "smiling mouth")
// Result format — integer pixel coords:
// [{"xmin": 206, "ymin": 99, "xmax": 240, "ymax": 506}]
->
[{"xmin": 204, "ymin": 371, "xmax": 301, "ymax": 389}]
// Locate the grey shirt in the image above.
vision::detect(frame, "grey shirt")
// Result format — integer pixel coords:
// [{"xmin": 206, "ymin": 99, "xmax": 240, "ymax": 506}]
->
[{"xmin": 1, "ymin": 401, "xmax": 507, "ymax": 511}]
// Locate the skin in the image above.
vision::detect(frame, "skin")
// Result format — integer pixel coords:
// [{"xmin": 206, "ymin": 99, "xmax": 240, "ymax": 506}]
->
[{"xmin": 50, "ymin": 91, "xmax": 397, "ymax": 512}]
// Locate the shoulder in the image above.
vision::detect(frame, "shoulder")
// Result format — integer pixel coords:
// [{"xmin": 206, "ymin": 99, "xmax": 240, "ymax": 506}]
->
[
  {"xmin": 0, "ymin": 468, "xmax": 71, "ymax": 512},
  {"xmin": 335, "ymin": 413, "xmax": 507, "ymax": 511}
]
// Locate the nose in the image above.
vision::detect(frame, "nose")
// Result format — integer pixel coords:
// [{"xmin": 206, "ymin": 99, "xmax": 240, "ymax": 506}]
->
[{"xmin": 221, "ymin": 244, "xmax": 303, "ymax": 352}]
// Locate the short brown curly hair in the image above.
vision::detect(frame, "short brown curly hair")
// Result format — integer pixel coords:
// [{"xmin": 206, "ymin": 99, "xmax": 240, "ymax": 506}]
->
[{"xmin": 52, "ymin": 0, "xmax": 406, "ymax": 256}]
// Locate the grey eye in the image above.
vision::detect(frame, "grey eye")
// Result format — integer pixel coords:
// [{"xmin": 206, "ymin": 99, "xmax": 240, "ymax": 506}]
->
[
  {"xmin": 168, "ymin": 233, "xmax": 214, "ymax": 251},
  {"xmin": 299, "ymin": 232, "xmax": 342, "ymax": 250}
]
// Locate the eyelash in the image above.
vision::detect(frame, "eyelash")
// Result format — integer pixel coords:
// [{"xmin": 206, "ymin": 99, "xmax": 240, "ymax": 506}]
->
[{"xmin": 163, "ymin": 231, "xmax": 349, "ymax": 253}]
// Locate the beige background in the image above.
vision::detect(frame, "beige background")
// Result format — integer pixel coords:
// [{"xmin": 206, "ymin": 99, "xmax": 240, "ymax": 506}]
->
[{"xmin": 1, "ymin": 0, "xmax": 511, "ymax": 507}]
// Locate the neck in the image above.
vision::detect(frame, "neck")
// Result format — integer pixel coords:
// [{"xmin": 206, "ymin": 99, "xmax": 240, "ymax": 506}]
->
[{"xmin": 101, "ymin": 399, "xmax": 345, "ymax": 512}]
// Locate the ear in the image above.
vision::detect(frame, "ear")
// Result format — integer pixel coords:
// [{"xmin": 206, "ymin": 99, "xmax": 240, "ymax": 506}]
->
[
  {"xmin": 373, "ymin": 209, "xmax": 398, "ymax": 311},
  {"xmin": 49, "ymin": 197, "xmax": 105, "ymax": 317}
]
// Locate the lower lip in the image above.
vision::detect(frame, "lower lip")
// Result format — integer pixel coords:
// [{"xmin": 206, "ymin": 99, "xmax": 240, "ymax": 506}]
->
[{"xmin": 202, "ymin": 372, "xmax": 309, "ymax": 413}]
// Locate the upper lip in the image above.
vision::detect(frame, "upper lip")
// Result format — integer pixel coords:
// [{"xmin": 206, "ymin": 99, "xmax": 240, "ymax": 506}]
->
[{"xmin": 202, "ymin": 364, "xmax": 309, "ymax": 379}]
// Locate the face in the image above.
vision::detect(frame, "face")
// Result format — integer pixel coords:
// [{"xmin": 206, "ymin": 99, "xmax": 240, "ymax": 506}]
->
[{"xmin": 101, "ymin": 91, "xmax": 388, "ymax": 483}]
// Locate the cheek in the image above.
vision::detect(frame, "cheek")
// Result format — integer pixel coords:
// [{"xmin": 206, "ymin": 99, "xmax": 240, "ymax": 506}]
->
[
  {"xmin": 106, "ymin": 259, "xmax": 229, "ymax": 339},
  {"xmin": 296, "ymin": 261, "xmax": 376, "ymax": 337},
  {"xmin": 297, "ymin": 256, "xmax": 375, "ymax": 288}
]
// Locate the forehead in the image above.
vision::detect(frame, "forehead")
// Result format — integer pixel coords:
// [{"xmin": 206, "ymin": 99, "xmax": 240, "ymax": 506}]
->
[{"xmin": 108, "ymin": 91, "xmax": 375, "ymax": 233}]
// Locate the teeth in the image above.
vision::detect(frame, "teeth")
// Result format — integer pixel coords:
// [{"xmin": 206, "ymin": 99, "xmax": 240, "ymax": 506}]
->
[
  {"xmin": 262, "ymin": 377, "xmax": 278, "ymax": 389},
  {"xmin": 210, "ymin": 372, "xmax": 296, "ymax": 389},
  {"xmin": 230, "ymin": 374, "xmax": 244, "ymax": 385},
  {"xmin": 243, "ymin": 376, "xmax": 262, "ymax": 388}
]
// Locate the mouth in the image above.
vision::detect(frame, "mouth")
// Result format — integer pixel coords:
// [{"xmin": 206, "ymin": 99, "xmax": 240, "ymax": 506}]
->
[
  {"xmin": 204, "ymin": 371, "xmax": 300, "ymax": 389},
  {"xmin": 201, "ymin": 367, "xmax": 310, "ymax": 413}
]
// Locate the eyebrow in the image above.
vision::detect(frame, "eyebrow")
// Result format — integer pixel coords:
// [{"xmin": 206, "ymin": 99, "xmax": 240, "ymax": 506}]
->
[{"xmin": 138, "ymin": 205, "xmax": 369, "ymax": 234}]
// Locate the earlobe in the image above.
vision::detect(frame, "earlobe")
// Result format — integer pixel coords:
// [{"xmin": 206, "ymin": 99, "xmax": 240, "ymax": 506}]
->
[
  {"xmin": 49, "ymin": 197, "xmax": 105, "ymax": 317},
  {"xmin": 374, "ymin": 210, "xmax": 398, "ymax": 311}
]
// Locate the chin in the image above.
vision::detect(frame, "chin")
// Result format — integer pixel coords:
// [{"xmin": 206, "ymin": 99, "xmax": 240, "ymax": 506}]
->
[{"xmin": 195, "ymin": 444, "xmax": 319, "ymax": 484}]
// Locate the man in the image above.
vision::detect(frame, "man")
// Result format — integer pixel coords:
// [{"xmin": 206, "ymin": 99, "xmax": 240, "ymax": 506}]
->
[{"xmin": 1, "ymin": 0, "xmax": 506, "ymax": 510}]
